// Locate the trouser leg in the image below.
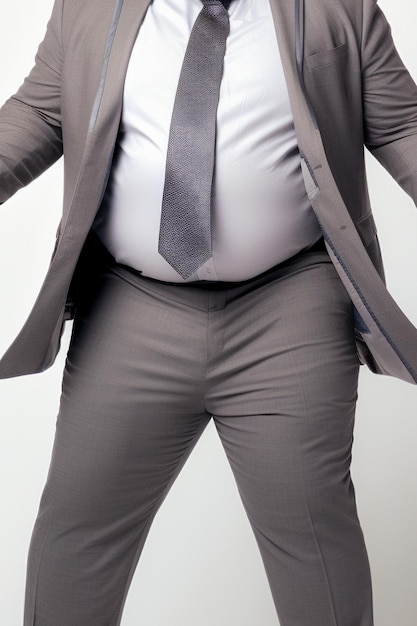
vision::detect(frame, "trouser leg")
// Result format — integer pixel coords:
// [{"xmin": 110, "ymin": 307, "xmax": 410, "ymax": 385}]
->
[
  {"xmin": 24, "ymin": 248, "xmax": 373, "ymax": 626},
  {"xmin": 24, "ymin": 267, "xmax": 211, "ymax": 625},
  {"xmin": 207, "ymin": 258, "xmax": 373, "ymax": 625}
]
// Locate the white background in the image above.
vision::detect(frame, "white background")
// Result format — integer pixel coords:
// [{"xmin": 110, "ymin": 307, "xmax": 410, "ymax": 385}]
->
[{"xmin": 0, "ymin": 1, "xmax": 416, "ymax": 624}]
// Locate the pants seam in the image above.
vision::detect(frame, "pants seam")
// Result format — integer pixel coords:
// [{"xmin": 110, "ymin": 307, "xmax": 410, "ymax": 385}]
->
[
  {"xmin": 288, "ymin": 318, "xmax": 340, "ymax": 626},
  {"xmin": 303, "ymin": 501, "xmax": 340, "ymax": 626},
  {"xmin": 109, "ymin": 513, "xmax": 156, "ymax": 626},
  {"xmin": 25, "ymin": 510, "xmax": 55, "ymax": 626}
]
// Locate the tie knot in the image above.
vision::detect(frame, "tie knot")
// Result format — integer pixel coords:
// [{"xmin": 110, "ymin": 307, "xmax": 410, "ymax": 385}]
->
[{"xmin": 202, "ymin": 0, "xmax": 231, "ymax": 9}]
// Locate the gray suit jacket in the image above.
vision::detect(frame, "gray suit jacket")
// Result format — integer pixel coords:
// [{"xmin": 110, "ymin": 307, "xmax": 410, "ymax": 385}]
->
[{"xmin": 1, "ymin": 0, "xmax": 417, "ymax": 382}]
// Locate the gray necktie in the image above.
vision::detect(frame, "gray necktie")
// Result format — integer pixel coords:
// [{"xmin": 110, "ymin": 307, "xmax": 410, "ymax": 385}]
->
[{"xmin": 158, "ymin": 0, "xmax": 231, "ymax": 279}]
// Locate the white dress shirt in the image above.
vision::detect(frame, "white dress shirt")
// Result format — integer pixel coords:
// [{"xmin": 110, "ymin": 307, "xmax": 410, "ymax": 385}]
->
[{"xmin": 94, "ymin": 0, "xmax": 322, "ymax": 282}]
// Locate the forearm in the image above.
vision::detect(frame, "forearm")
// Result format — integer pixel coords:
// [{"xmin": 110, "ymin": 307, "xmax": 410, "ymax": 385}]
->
[
  {"xmin": 0, "ymin": 0, "xmax": 64, "ymax": 204},
  {"xmin": 0, "ymin": 98, "xmax": 62, "ymax": 203},
  {"xmin": 362, "ymin": 0, "xmax": 417, "ymax": 202}
]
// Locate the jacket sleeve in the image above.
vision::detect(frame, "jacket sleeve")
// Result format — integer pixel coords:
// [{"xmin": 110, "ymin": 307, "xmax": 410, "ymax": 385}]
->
[
  {"xmin": 0, "ymin": 0, "xmax": 64, "ymax": 204},
  {"xmin": 362, "ymin": 0, "xmax": 417, "ymax": 201}
]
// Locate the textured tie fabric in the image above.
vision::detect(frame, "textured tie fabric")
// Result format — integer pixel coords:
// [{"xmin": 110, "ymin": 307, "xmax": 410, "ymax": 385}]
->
[{"xmin": 158, "ymin": 0, "xmax": 231, "ymax": 279}]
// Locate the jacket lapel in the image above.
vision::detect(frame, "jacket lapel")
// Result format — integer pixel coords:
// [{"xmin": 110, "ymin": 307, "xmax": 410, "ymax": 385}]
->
[{"xmin": 62, "ymin": 0, "xmax": 152, "ymax": 243}]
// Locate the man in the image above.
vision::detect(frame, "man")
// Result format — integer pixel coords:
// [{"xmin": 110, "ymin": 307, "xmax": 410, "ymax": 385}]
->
[{"xmin": 1, "ymin": 0, "xmax": 417, "ymax": 624}]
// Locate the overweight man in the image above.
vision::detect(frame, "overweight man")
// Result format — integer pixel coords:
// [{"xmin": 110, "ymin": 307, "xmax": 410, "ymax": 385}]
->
[{"xmin": 1, "ymin": 0, "xmax": 417, "ymax": 624}]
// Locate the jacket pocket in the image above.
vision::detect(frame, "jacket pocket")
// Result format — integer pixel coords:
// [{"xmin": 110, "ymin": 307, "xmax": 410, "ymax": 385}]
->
[{"xmin": 306, "ymin": 42, "xmax": 347, "ymax": 70}]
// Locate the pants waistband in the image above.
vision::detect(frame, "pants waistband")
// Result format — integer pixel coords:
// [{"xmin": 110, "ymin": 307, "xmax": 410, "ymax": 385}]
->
[{"xmin": 116, "ymin": 237, "xmax": 328, "ymax": 292}]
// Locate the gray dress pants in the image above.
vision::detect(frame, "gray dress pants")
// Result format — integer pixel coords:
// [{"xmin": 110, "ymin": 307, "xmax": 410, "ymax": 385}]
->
[{"xmin": 24, "ymin": 247, "xmax": 373, "ymax": 626}]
